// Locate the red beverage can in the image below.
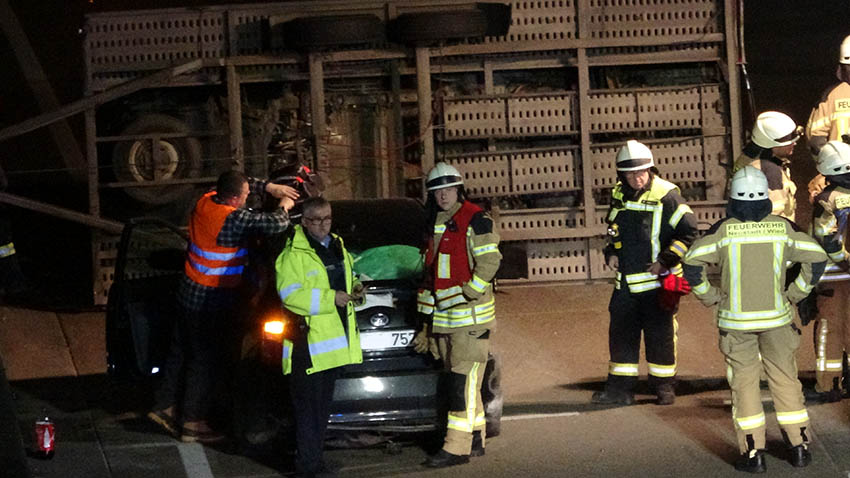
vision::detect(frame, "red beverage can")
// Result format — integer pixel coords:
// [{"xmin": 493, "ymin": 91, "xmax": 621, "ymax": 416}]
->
[{"xmin": 34, "ymin": 417, "xmax": 55, "ymax": 459}]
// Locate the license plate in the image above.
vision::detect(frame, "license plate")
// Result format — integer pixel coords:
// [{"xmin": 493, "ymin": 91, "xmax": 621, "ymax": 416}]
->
[{"xmin": 360, "ymin": 330, "xmax": 415, "ymax": 350}]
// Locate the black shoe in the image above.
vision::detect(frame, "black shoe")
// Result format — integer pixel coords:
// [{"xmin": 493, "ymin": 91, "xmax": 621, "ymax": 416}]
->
[
  {"xmin": 656, "ymin": 385, "xmax": 675, "ymax": 406},
  {"xmin": 422, "ymin": 449, "xmax": 470, "ymax": 468},
  {"xmin": 470, "ymin": 431, "xmax": 485, "ymax": 457},
  {"xmin": 806, "ymin": 387, "xmax": 842, "ymax": 403},
  {"xmin": 788, "ymin": 444, "xmax": 811, "ymax": 467},
  {"xmin": 734, "ymin": 449, "xmax": 766, "ymax": 473},
  {"xmin": 591, "ymin": 389, "xmax": 635, "ymax": 406}
]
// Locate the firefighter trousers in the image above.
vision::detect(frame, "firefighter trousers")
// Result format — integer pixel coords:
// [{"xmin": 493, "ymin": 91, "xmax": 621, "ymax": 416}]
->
[
  {"xmin": 813, "ymin": 281, "xmax": 850, "ymax": 393},
  {"xmin": 606, "ymin": 288, "xmax": 678, "ymax": 392},
  {"xmin": 435, "ymin": 329, "xmax": 489, "ymax": 456},
  {"xmin": 720, "ymin": 325, "xmax": 810, "ymax": 453}
]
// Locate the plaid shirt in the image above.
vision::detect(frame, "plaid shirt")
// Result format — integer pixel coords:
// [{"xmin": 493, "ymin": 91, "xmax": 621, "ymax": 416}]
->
[{"xmin": 178, "ymin": 177, "xmax": 291, "ymax": 311}]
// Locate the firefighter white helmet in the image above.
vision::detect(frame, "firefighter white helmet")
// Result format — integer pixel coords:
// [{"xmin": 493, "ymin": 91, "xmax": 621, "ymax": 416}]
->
[
  {"xmin": 730, "ymin": 166, "xmax": 769, "ymax": 201},
  {"xmin": 426, "ymin": 162, "xmax": 464, "ymax": 191},
  {"xmin": 615, "ymin": 140, "xmax": 654, "ymax": 171},
  {"xmin": 817, "ymin": 140, "xmax": 850, "ymax": 176},
  {"xmin": 750, "ymin": 111, "xmax": 801, "ymax": 149},
  {"xmin": 840, "ymin": 34, "xmax": 850, "ymax": 64}
]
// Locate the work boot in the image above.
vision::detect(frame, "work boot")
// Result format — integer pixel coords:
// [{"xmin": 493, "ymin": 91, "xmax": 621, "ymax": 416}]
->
[
  {"xmin": 591, "ymin": 389, "xmax": 635, "ymax": 406},
  {"xmin": 470, "ymin": 431, "xmax": 485, "ymax": 457},
  {"xmin": 788, "ymin": 444, "xmax": 812, "ymax": 468},
  {"xmin": 734, "ymin": 449, "xmax": 766, "ymax": 473},
  {"xmin": 655, "ymin": 384, "xmax": 675, "ymax": 406},
  {"xmin": 422, "ymin": 449, "xmax": 470, "ymax": 468},
  {"xmin": 181, "ymin": 420, "xmax": 226, "ymax": 444},
  {"xmin": 146, "ymin": 407, "xmax": 178, "ymax": 438}
]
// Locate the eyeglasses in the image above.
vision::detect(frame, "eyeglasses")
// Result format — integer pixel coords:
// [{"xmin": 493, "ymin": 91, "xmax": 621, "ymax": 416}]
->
[{"xmin": 304, "ymin": 216, "xmax": 332, "ymax": 225}]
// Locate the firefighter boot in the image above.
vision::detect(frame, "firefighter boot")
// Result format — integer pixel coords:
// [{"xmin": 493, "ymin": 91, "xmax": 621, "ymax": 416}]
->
[
  {"xmin": 470, "ymin": 431, "xmax": 485, "ymax": 457},
  {"xmin": 422, "ymin": 449, "xmax": 470, "ymax": 468},
  {"xmin": 784, "ymin": 427, "xmax": 812, "ymax": 468},
  {"xmin": 590, "ymin": 388, "xmax": 635, "ymax": 406},
  {"xmin": 735, "ymin": 435, "xmax": 766, "ymax": 473},
  {"xmin": 655, "ymin": 383, "xmax": 675, "ymax": 406}
]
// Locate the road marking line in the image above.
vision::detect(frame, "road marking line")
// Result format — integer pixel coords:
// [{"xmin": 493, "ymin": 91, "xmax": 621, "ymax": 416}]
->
[
  {"xmin": 177, "ymin": 442, "xmax": 215, "ymax": 478},
  {"xmin": 503, "ymin": 411, "xmax": 580, "ymax": 421}
]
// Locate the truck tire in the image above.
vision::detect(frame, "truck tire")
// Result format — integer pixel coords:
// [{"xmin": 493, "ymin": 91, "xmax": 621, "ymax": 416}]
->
[
  {"xmin": 389, "ymin": 10, "xmax": 488, "ymax": 44},
  {"xmin": 112, "ymin": 114, "xmax": 201, "ymax": 205},
  {"xmin": 284, "ymin": 15, "xmax": 383, "ymax": 49},
  {"xmin": 482, "ymin": 352, "xmax": 503, "ymax": 438}
]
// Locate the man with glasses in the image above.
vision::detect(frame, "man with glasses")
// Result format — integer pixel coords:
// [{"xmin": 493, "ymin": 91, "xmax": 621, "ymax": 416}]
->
[
  {"xmin": 732, "ymin": 111, "xmax": 802, "ymax": 222},
  {"xmin": 275, "ymin": 197, "xmax": 364, "ymax": 478}
]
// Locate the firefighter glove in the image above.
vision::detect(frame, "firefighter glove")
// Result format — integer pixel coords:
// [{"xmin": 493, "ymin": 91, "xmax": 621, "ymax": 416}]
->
[
  {"xmin": 413, "ymin": 324, "xmax": 430, "ymax": 354},
  {"xmin": 797, "ymin": 290, "xmax": 819, "ymax": 326},
  {"xmin": 662, "ymin": 274, "xmax": 691, "ymax": 295}
]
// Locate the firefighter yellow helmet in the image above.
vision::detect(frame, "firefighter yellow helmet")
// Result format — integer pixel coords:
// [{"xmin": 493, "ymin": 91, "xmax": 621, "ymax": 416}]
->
[
  {"xmin": 751, "ymin": 111, "xmax": 801, "ymax": 149},
  {"xmin": 841, "ymin": 34, "xmax": 850, "ymax": 64},
  {"xmin": 817, "ymin": 140, "xmax": 850, "ymax": 176},
  {"xmin": 426, "ymin": 162, "xmax": 464, "ymax": 191},
  {"xmin": 615, "ymin": 140, "xmax": 654, "ymax": 171},
  {"xmin": 729, "ymin": 166, "xmax": 769, "ymax": 201}
]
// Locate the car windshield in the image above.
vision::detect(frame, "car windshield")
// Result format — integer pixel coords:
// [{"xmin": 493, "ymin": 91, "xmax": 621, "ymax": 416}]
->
[{"xmin": 330, "ymin": 199, "xmax": 426, "ymax": 281}]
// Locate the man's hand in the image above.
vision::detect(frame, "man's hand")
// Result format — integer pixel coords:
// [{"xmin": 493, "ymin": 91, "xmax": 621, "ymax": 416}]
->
[
  {"xmin": 808, "ymin": 174, "xmax": 827, "ymax": 204},
  {"xmin": 279, "ymin": 196, "xmax": 296, "ymax": 212},
  {"xmin": 266, "ymin": 183, "xmax": 300, "ymax": 201},
  {"xmin": 350, "ymin": 282, "xmax": 366, "ymax": 307},
  {"xmin": 648, "ymin": 261, "xmax": 668, "ymax": 276},
  {"xmin": 334, "ymin": 291, "xmax": 351, "ymax": 307},
  {"xmin": 606, "ymin": 255, "xmax": 619, "ymax": 270},
  {"xmin": 412, "ymin": 324, "xmax": 430, "ymax": 354},
  {"xmin": 797, "ymin": 290, "xmax": 819, "ymax": 326}
]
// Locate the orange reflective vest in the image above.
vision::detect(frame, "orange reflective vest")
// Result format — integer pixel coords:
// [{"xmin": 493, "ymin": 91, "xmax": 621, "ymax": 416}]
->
[{"xmin": 184, "ymin": 192, "xmax": 248, "ymax": 288}]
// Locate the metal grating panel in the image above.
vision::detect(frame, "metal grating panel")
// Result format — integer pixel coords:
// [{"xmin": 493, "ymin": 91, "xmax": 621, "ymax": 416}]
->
[
  {"xmin": 507, "ymin": 95, "xmax": 575, "ymax": 134},
  {"xmin": 526, "ymin": 238, "xmax": 589, "ymax": 281},
  {"xmin": 443, "ymin": 98, "xmax": 507, "ymax": 138},
  {"xmin": 450, "ymin": 155, "xmax": 511, "ymax": 197},
  {"xmin": 586, "ymin": 0, "xmax": 721, "ymax": 41},
  {"xmin": 485, "ymin": 0, "xmax": 577, "ymax": 43},
  {"xmin": 498, "ymin": 207, "xmax": 587, "ymax": 241},
  {"xmin": 588, "ymin": 85, "xmax": 724, "ymax": 132}
]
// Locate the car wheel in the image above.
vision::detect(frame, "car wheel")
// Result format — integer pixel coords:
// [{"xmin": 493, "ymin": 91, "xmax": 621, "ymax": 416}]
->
[
  {"xmin": 389, "ymin": 10, "xmax": 488, "ymax": 44},
  {"xmin": 111, "ymin": 114, "xmax": 202, "ymax": 205},
  {"xmin": 482, "ymin": 352, "xmax": 503, "ymax": 438}
]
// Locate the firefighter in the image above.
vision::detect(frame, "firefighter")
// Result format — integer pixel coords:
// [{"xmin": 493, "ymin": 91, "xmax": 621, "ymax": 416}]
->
[
  {"xmin": 683, "ymin": 166, "xmax": 827, "ymax": 473},
  {"xmin": 275, "ymin": 197, "xmax": 364, "ymax": 477},
  {"xmin": 413, "ymin": 162, "xmax": 501, "ymax": 468},
  {"xmin": 732, "ymin": 111, "xmax": 801, "ymax": 221},
  {"xmin": 807, "ymin": 141, "xmax": 850, "ymax": 402},
  {"xmin": 591, "ymin": 140, "xmax": 698, "ymax": 406},
  {"xmin": 806, "ymin": 35, "xmax": 850, "ymax": 201},
  {"xmin": 148, "ymin": 170, "xmax": 298, "ymax": 443}
]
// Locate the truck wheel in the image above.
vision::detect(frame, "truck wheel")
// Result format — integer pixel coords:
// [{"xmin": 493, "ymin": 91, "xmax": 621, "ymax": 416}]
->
[
  {"xmin": 284, "ymin": 15, "xmax": 383, "ymax": 49},
  {"xmin": 112, "ymin": 114, "xmax": 201, "ymax": 205},
  {"xmin": 482, "ymin": 352, "xmax": 503, "ymax": 438},
  {"xmin": 389, "ymin": 10, "xmax": 488, "ymax": 44}
]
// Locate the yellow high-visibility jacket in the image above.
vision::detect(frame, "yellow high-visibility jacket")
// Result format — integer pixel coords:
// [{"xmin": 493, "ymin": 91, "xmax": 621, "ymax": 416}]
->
[
  {"xmin": 275, "ymin": 225, "xmax": 362, "ymax": 375},
  {"xmin": 683, "ymin": 215, "xmax": 827, "ymax": 332}
]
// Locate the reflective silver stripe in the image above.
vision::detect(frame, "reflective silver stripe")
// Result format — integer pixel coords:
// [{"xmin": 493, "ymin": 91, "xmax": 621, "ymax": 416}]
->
[
  {"xmin": 736, "ymin": 412, "xmax": 766, "ymax": 430},
  {"xmin": 279, "ymin": 283, "xmax": 302, "ymax": 301},
  {"xmin": 794, "ymin": 273, "xmax": 814, "ymax": 294},
  {"xmin": 776, "ymin": 410, "xmax": 809, "ymax": 425},
  {"xmin": 434, "ymin": 224, "xmax": 446, "ymax": 234},
  {"xmin": 669, "ymin": 204, "xmax": 692, "ymax": 228},
  {"xmin": 693, "ymin": 280, "xmax": 710, "ymax": 295},
  {"xmin": 469, "ymin": 274, "xmax": 489, "ymax": 293},
  {"xmin": 608, "ymin": 362, "xmax": 639, "ymax": 376},
  {"xmin": 447, "ymin": 413, "xmax": 470, "ymax": 432},
  {"xmin": 828, "ymin": 250, "xmax": 847, "ymax": 262},
  {"xmin": 437, "ymin": 253, "xmax": 451, "ymax": 279},
  {"xmin": 717, "ymin": 314, "xmax": 792, "ymax": 330},
  {"xmin": 0, "ymin": 242, "xmax": 15, "ymax": 258},
  {"xmin": 648, "ymin": 363, "xmax": 676, "ymax": 377},
  {"xmin": 729, "ymin": 242, "xmax": 741, "ymax": 312},
  {"xmin": 308, "ymin": 334, "xmax": 349, "ymax": 356},
  {"xmin": 628, "ymin": 280, "xmax": 661, "ymax": 293},
  {"xmin": 791, "ymin": 239, "xmax": 826, "ymax": 253},
  {"xmin": 310, "ymin": 288, "xmax": 322, "ymax": 316},
  {"xmin": 435, "ymin": 285, "xmax": 464, "ymax": 299},
  {"xmin": 473, "ymin": 243, "xmax": 499, "ymax": 256},
  {"xmin": 438, "ymin": 294, "xmax": 467, "ymax": 309}
]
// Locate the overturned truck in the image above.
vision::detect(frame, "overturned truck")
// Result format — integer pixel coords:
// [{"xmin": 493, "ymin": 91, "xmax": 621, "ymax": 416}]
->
[{"xmin": 78, "ymin": 0, "xmax": 742, "ymax": 303}]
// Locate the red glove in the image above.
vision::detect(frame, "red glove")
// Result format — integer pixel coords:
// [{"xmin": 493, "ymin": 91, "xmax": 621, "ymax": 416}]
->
[{"xmin": 662, "ymin": 274, "xmax": 691, "ymax": 295}]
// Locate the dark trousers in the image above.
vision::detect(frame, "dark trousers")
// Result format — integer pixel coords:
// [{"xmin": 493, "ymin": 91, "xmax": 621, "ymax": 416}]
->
[
  {"xmin": 154, "ymin": 304, "xmax": 230, "ymax": 422},
  {"xmin": 289, "ymin": 342, "xmax": 339, "ymax": 474},
  {"xmin": 607, "ymin": 287, "xmax": 677, "ymax": 391}
]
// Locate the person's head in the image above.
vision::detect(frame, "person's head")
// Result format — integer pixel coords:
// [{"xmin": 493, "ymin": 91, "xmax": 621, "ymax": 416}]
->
[
  {"xmin": 616, "ymin": 140, "xmax": 654, "ymax": 191},
  {"xmin": 426, "ymin": 162, "xmax": 465, "ymax": 211},
  {"xmin": 301, "ymin": 196, "xmax": 332, "ymax": 242},
  {"xmin": 838, "ymin": 35, "xmax": 850, "ymax": 82},
  {"xmin": 817, "ymin": 140, "xmax": 850, "ymax": 176},
  {"xmin": 216, "ymin": 170, "xmax": 249, "ymax": 208},
  {"xmin": 751, "ymin": 111, "xmax": 800, "ymax": 158},
  {"xmin": 727, "ymin": 165, "xmax": 772, "ymax": 222}
]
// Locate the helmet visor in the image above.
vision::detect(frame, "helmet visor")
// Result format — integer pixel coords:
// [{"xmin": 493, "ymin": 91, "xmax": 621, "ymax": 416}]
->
[
  {"xmin": 773, "ymin": 125, "xmax": 803, "ymax": 145},
  {"xmin": 616, "ymin": 157, "xmax": 653, "ymax": 171},
  {"xmin": 426, "ymin": 175, "xmax": 463, "ymax": 191}
]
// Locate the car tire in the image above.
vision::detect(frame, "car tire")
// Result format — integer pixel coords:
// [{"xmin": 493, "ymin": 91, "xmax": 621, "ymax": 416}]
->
[
  {"xmin": 482, "ymin": 352, "xmax": 503, "ymax": 438},
  {"xmin": 111, "ymin": 114, "xmax": 202, "ymax": 206},
  {"xmin": 284, "ymin": 15, "xmax": 383, "ymax": 49},
  {"xmin": 389, "ymin": 10, "xmax": 488, "ymax": 44}
]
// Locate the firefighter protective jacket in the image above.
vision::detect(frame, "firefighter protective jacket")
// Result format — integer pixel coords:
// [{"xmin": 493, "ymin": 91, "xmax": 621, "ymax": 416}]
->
[
  {"xmin": 605, "ymin": 176, "xmax": 698, "ymax": 294},
  {"xmin": 418, "ymin": 200, "xmax": 501, "ymax": 334},
  {"xmin": 733, "ymin": 151, "xmax": 797, "ymax": 221},
  {"xmin": 682, "ymin": 215, "xmax": 828, "ymax": 332},
  {"xmin": 275, "ymin": 225, "xmax": 362, "ymax": 375},
  {"xmin": 812, "ymin": 183, "xmax": 850, "ymax": 282},
  {"xmin": 185, "ymin": 192, "xmax": 247, "ymax": 288},
  {"xmin": 807, "ymin": 82, "xmax": 850, "ymax": 145}
]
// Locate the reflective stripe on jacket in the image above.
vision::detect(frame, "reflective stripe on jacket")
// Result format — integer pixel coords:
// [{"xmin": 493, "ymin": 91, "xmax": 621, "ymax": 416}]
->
[
  {"xmin": 184, "ymin": 192, "xmax": 248, "ymax": 288},
  {"xmin": 275, "ymin": 225, "xmax": 362, "ymax": 375},
  {"xmin": 812, "ymin": 183, "xmax": 850, "ymax": 281},
  {"xmin": 683, "ymin": 215, "xmax": 828, "ymax": 332},
  {"xmin": 807, "ymin": 82, "xmax": 850, "ymax": 143}
]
